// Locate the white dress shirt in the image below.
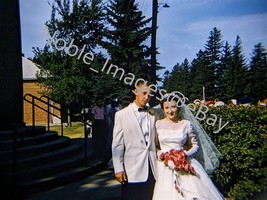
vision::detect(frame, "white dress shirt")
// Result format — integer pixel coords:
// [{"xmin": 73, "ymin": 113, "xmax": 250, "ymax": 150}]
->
[{"xmin": 131, "ymin": 102, "xmax": 149, "ymax": 143}]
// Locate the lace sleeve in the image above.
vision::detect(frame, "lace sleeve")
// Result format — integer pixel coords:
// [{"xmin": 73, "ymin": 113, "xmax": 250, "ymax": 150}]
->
[
  {"xmin": 184, "ymin": 122, "xmax": 199, "ymax": 157},
  {"xmin": 180, "ymin": 105, "xmax": 222, "ymax": 174}
]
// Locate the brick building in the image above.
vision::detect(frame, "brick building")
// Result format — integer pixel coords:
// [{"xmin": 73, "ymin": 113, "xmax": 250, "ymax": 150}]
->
[{"xmin": 22, "ymin": 57, "xmax": 61, "ymax": 125}]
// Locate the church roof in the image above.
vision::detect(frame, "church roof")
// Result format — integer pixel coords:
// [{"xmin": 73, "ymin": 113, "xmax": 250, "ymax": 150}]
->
[{"xmin": 22, "ymin": 56, "xmax": 39, "ymax": 80}]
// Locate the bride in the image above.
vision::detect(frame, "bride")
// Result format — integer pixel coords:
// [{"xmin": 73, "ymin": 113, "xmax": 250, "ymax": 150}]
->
[{"xmin": 153, "ymin": 94, "xmax": 224, "ymax": 200}]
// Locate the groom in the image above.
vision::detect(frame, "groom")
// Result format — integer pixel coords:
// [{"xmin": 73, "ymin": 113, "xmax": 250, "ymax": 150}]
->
[{"xmin": 112, "ymin": 80, "xmax": 158, "ymax": 200}]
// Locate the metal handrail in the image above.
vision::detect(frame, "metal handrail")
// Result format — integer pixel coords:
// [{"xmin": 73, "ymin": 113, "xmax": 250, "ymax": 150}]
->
[
  {"xmin": 23, "ymin": 93, "xmax": 89, "ymax": 158},
  {"xmin": 40, "ymin": 95, "xmax": 72, "ymax": 135},
  {"xmin": 23, "ymin": 93, "xmax": 65, "ymax": 136}
]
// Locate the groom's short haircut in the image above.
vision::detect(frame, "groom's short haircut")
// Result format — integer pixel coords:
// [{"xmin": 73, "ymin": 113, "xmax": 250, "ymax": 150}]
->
[
  {"xmin": 135, "ymin": 79, "xmax": 148, "ymax": 88},
  {"xmin": 130, "ymin": 79, "xmax": 153, "ymax": 100},
  {"xmin": 133, "ymin": 80, "xmax": 153, "ymax": 93},
  {"xmin": 130, "ymin": 79, "xmax": 144, "ymax": 92}
]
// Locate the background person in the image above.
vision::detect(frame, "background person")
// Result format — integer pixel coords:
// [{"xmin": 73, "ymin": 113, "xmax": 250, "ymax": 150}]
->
[
  {"xmin": 106, "ymin": 97, "xmax": 120, "ymax": 160},
  {"xmin": 91, "ymin": 97, "xmax": 108, "ymax": 158},
  {"xmin": 214, "ymin": 99, "xmax": 225, "ymax": 107}
]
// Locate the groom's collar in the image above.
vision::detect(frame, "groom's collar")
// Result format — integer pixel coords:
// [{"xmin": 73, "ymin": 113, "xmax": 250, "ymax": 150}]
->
[
  {"xmin": 131, "ymin": 102, "xmax": 140, "ymax": 112},
  {"xmin": 131, "ymin": 102, "xmax": 149, "ymax": 113}
]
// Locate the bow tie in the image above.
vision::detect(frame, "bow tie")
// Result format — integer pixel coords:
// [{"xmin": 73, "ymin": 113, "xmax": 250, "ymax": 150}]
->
[{"xmin": 138, "ymin": 107, "xmax": 148, "ymax": 112}]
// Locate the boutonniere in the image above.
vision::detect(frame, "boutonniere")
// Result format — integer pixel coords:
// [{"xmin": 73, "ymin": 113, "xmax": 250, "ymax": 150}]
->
[{"xmin": 148, "ymin": 108, "xmax": 155, "ymax": 116}]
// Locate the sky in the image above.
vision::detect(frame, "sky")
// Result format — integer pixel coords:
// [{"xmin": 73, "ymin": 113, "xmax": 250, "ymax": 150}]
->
[{"xmin": 19, "ymin": 0, "xmax": 267, "ymax": 78}]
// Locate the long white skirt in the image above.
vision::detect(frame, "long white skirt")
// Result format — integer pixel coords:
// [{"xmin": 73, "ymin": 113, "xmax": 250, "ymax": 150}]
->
[{"xmin": 153, "ymin": 159, "xmax": 224, "ymax": 200}]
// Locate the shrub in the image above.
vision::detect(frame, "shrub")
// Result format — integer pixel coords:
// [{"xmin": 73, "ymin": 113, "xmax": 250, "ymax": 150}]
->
[{"xmin": 193, "ymin": 105, "xmax": 267, "ymax": 200}]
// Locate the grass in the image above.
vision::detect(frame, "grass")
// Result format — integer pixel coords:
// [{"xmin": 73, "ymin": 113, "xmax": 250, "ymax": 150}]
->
[{"xmin": 47, "ymin": 122, "xmax": 86, "ymax": 139}]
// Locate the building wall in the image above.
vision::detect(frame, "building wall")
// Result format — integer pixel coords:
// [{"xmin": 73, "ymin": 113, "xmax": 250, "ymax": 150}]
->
[
  {"xmin": 0, "ymin": 0, "xmax": 24, "ymax": 128},
  {"xmin": 23, "ymin": 81, "xmax": 61, "ymax": 125}
]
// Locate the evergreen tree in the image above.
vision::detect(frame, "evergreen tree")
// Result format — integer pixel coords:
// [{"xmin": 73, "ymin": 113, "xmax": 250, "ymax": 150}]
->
[
  {"xmin": 231, "ymin": 35, "xmax": 248, "ymax": 99},
  {"xmin": 163, "ymin": 63, "xmax": 181, "ymax": 92},
  {"xmin": 248, "ymin": 43, "xmax": 267, "ymax": 100},
  {"xmin": 204, "ymin": 27, "xmax": 223, "ymax": 99},
  {"xmin": 219, "ymin": 41, "xmax": 233, "ymax": 101},
  {"xmin": 162, "ymin": 70, "xmax": 170, "ymax": 87},
  {"xmin": 103, "ymin": 0, "xmax": 153, "ymax": 104},
  {"xmin": 164, "ymin": 58, "xmax": 198, "ymax": 101},
  {"xmin": 219, "ymin": 35, "xmax": 247, "ymax": 101},
  {"xmin": 190, "ymin": 50, "xmax": 209, "ymax": 101},
  {"xmin": 105, "ymin": 0, "xmax": 151, "ymax": 77},
  {"xmin": 178, "ymin": 58, "xmax": 192, "ymax": 98},
  {"xmin": 163, "ymin": 27, "xmax": 266, "ymax": 104}
]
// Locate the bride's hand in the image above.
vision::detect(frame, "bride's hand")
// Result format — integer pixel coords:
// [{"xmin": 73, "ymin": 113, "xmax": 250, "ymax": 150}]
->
[{"xmin": 157, "ymin": 150, "xmax": 163, "ymax": 160}]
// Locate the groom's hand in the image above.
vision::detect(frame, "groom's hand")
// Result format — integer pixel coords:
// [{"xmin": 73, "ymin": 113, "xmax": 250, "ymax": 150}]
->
[{"xmin": 115, "ymin": 171, "xmax": 127, "ymax": 184}]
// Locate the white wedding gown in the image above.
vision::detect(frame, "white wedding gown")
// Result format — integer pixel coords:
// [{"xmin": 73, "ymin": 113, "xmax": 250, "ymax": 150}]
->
[{"xmin": 153, "ymin": 119, "xmax": 224, "ymax": 200}]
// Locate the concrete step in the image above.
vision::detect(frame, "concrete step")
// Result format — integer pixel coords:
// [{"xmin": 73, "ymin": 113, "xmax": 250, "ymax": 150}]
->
[
  {"xmin": 0, "ymin": 126, "xmax": 46, "ymax": 141},
  {"xmin": 15, "ymin": 154, "xmax": 86, "ymax": 182},
  {"xmin": 0, "ymin": 135, "xmax": 108, "ymax": 200},
  {"xmin": 0, "ymin": 124, "xmax": 104, "ymax": 200},
  {"xmin": 0, "ymin": 131, "xmax": 58, "ymax": 150},
  {"xmin": 0, "ymin": 135, "xmax": 69, "ymax": 160},
  {"xmin": 0, "ymin": 130, "xmax": 13, "ymax": 141},
  {"xmin": 20, "ymin": 158, "xmax": 109, "ymax": 196},
  {"xmin": 0, "ymin": 141, "xmax": 82, "ymax": 172},
  {"xmin": 25, "ymin": 168, "xmax": 121, "ymax": 200}
]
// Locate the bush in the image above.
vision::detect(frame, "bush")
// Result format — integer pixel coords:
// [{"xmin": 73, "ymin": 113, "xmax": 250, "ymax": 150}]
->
[{"xmin": 193, "ymin": 105, "xmax": 267, "ymax": 200}]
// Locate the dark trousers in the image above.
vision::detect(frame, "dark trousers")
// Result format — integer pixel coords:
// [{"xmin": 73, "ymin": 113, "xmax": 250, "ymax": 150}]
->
[
  {"xmin": 92, "ymin": 119, "xmax": 107, "ymax": 158},
  {"xmin": 121, "ymin": 163, "xmax": 155, "ymax": 200}
]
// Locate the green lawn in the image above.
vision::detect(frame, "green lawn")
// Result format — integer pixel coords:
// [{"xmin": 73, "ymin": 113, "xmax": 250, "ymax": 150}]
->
[{"xmin": 47, "ymin": 122, "xmax": 86, "ymax": 139}]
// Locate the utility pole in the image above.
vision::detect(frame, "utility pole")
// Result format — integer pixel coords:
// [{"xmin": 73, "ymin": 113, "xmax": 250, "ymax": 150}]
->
[
  {"xmin": 150, "ymin": 1, "xmax": 169, "ymax": 106},
  {"xmin": 150, "ymin": 0, "xmax": 158, "ymax": 107}
]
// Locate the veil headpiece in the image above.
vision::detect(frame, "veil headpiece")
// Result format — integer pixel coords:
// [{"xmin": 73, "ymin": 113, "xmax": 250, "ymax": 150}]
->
[{"xmin": 162, "ymin": 93, "xmax": 222, "ymax": 174}]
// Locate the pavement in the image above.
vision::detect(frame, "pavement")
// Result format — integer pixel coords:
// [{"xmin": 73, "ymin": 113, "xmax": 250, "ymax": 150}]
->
[
  {"xmin": 23, "ymin": 133, "xmax": 122, "ymax": 200},
  {"xmin": 26, "ymin": 167, "xmax": 122, "ymax": 200}
]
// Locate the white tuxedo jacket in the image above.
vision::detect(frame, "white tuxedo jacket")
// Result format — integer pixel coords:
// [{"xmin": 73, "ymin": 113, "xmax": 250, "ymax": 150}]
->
[{"xmin": 112, "ymin": 103, "xmax": 158, "ymax": 183}]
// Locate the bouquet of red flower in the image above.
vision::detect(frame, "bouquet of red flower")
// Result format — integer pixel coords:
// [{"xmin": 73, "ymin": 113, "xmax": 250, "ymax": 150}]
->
[{"xmin": 159, "ymin": 149, "xmax": 196, "ymax": 175}]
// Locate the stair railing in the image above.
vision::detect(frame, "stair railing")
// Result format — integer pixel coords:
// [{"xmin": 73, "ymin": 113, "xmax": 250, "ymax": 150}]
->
[
  {"xmin": 23, "ymin": 93, "xmax": 67, "ymax": 136},
  {"xmin": 23, "ymin": 93, "xmax": 89, "ymax": 158},
  {"xmin": 40, "ymin": 95, "xmax": 72, "ymax": 136}
]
